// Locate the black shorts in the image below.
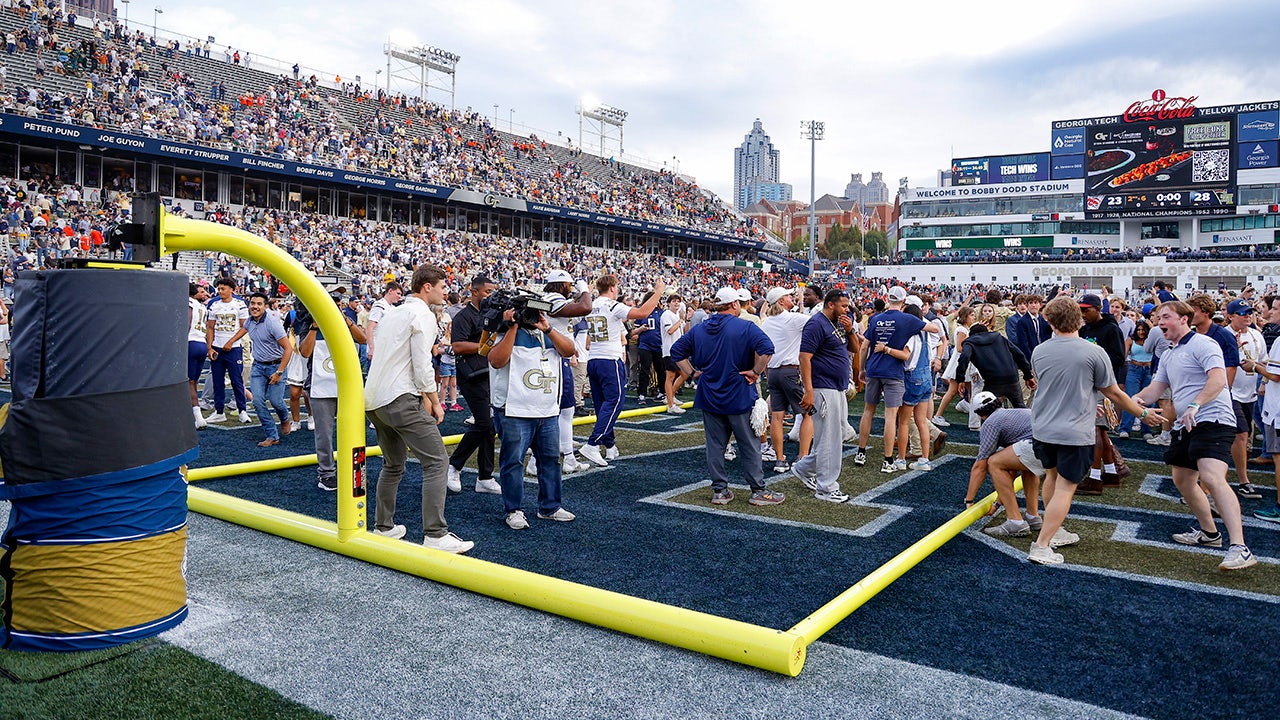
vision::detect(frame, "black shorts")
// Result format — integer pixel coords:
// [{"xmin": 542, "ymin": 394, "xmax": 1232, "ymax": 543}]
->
[
  {"xmin": 1233, "ymin": 400, "xmax": 1254, "ymax": 435},
  {"xmin": 1032, "ymin": 440, "xmax": 1095, "ymax": 484},
  {"xmin": 767, "ymin": 366, "xmax": 805, "ymax": 413},
  {"xmin": 1164, "ymin": 422, "xmax": 1236, "ymax": 469},
  {"xmin": 664, "ymin": 357, "xmax": 681, "ymax": 374}
]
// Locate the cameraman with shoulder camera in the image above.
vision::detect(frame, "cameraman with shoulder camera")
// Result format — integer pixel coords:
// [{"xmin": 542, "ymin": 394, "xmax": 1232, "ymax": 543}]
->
[
  {"xmin": 487, "ymin": 296, "xmax": 579, "ymax": 529},
  {"xmin": 447, "ymin": 274, "xmax": 501, "ymax": 494}
]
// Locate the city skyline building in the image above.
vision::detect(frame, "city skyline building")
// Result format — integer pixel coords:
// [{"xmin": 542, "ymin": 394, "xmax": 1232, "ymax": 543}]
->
[{"xmin": 734, "ymin": 119, "xmax": 781, "ymax": 210}]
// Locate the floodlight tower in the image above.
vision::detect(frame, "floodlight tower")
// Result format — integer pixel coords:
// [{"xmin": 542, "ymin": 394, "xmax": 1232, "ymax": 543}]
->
[
  {"xmin": 384, "ymin": 41, "xmax": 460, "ymax": 109},
  {"xmin": 801, "ymin": 120, "xmax": 824, "ymax": 275},
  {"xmin": 578, "ymin": 103, "xmax": 628, "ymax": 158}
]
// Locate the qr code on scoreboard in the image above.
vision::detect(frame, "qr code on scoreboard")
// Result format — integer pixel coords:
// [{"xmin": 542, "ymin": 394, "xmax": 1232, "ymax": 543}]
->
[{"xmin": 1191, "ymin": 149, "xmax": 1230, "ymax": 183}]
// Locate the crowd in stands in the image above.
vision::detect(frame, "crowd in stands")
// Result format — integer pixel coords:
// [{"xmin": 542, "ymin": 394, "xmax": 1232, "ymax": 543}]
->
[{"xmin": 0, "ymin": 3, "xmax": 771, "ymax": 245}]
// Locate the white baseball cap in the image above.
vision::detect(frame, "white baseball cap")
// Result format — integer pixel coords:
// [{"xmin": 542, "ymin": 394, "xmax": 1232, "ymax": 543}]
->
[
  {"xmin": 765, "ymin": 287, "xmax": 792, "ymax": 304},
  {"xmin": 737, "ymin": 288, "xmax": 753, "ymax": 302},
  {"xmin": 904, "ymin": 295, "xmax": 923, "ymax": 308},
  {"xmin": 545, "ymin": 269, "xmax": 574, "ymax": 284},
  {"xmin": 887, "ymin": 286, "xmax": 908, "ymax": 302},
  {"xmin": 714, "ymin": 287, "xmax": 740, "ymax": 305}
]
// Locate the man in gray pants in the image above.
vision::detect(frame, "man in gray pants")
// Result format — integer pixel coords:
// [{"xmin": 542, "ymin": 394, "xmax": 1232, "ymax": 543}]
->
[
  {"xmin": 794, "ymin": 289, "xmax": 860, "ymax": 503},
  {"xmin": 364, "ymin": 264, "xmax": 473, "ymax": 554}
]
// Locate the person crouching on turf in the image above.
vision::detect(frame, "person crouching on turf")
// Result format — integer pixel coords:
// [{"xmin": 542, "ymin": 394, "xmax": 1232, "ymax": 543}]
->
[
  {"xmin": 671, "ymin": 287, "xmax": 784, "ymax": 507},
  {"xmin": 963, "ymin": 391, "xmax": 1046, "ymax": 539},
  {"xmin": 487, "ymin": 304, "xmax": 579, "ymax": 529}
]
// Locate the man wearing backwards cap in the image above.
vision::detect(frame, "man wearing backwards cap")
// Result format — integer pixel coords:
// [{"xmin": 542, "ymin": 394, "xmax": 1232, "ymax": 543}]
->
[
  {"xmin": 671, "ymin": 287, "xmax": 783, "ymax": 506},
  {"xmin": 1225, "ymin": 299, "xmax": 1265, "ymax": 499}
]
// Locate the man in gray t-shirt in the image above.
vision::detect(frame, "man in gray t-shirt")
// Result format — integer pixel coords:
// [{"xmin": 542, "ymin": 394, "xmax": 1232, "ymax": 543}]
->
[
  {"xmin": 1132, "ymin": 301, "xmax": 1256, "ymax": 571},
  {"xmin": 1025, "ymin": 297, "xmax": 1160, "ymax": 566}
]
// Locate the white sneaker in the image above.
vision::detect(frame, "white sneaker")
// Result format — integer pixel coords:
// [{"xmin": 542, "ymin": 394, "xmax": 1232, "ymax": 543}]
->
[
  {"xmin": 446, "ymin": 465, "xmax": 462, "ymax": 493},
  {"xmin": 206, "ymin": 412, "xmax": 227, "ymax": 423},
  {"xmin": 724, "ymin": 444, "xmax": 738, "ymax": 461},
  {"xmin": 605, "ymin": 446, "xmax": 620, "ymax": 460},
  {"xmin": 893, "ymin": 458, "xmax": 908, "ymax": 471},
  {"xmin": 464, "ymin": 415, "xmax": 475, "ymax": 425},
  {"xmin": 580, "ymin": 444, "xmax": 608, "ymax": 467},
  {"xmin": 815, "ymin": 489, "xmax": 850, "ymax": 503},
  {"xmin": 198, "ymin": 400, "xmax": 213, "ymax": 411},
  {"xmin": 1146, "ymin": 432, "xmax": 1171, "ymax": 446},
  {"xmin": 422, "ymin": 532, "xmax": 474, "ymax": 554},
  {"xmin": 931, "ymin": 416, "xmax": 950, "ymax": 427},
  {"xmin": 238, "ymin": 410, "xmax": 252, "ymax": 423},
  {"xmin": 1049, "ymin": 527, "xmax": 1081, "ymax": 548},
  {"xmin": 193, "ymin": 406, "xmax": 207, "ymax": 429},
  {"xmin": 537, "ymin": 507, "xmax": 576, "ymax": 522},
  {"xmin": 761, "ymin": 443, "xmax": 777, "ymax": 461},
  {"xmin": 525, "ymin": 456, "xmax": 538, "ymax": 477},
  {"xmin": 306, "ymin": 416, "xmax": 316, "ymax": 431},
  {"xmin": 289, "ymin": 421, "xmax": 301, "ymax": 433},
  {"xmin": 1027, "ymin": 543, "xmax": 1063, "ymax": 565},
  {"xmin": 475, "ymin": 477, "xmax": 501, "ymax": 494},
  {"xmin": 667, "ymin": 404, "xmax": 686, "ymax": 414},
  {"xmin": 909, "ymin": 458, "xmax": 933, "ymax": 471},
  {"xmin": 562, "ymin": 454, "xmax": 585, "ymax": 474},
  {"xmin": 371, "ymin": 524, "xmax": 406, "ymax": 540},
  {"xmin": 843, "ymin": 422, "xmax": 857, "ymax": 443},
  {"xmin": 505, "ymin": 510, "xmax": 529, "ymax": 530}
]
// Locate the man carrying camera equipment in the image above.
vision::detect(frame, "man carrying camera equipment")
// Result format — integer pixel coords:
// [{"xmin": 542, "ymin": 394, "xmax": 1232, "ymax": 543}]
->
[
  {"xmin": 447, "ymin": 274, "xmax": 501, "ymax": 494},
  {"xmin": 365, "ymin": 264, "xmax": 474, "ymax": 553},
  {"xmin": 488, "ymin": 294, "xmax": 580, "ymax": 529},
  {"xmin": 671, "ymin": 287, "xmax": 783, "ymax": 507},
  {"xmin": 579, "ymin": 274, "xmax": 667, "ymax": 467},
  {"xmin": 297, "ymin": 285, "xmax": 368, "ymax": 492}
]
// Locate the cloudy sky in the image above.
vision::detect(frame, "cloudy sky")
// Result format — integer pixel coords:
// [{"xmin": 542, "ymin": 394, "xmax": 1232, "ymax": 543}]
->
[{"xmin": 150, "ymin": 0, "xmax": 1280, "ymax": 204}]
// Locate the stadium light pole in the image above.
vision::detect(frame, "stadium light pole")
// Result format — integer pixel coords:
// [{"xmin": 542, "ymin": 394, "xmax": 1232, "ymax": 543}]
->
[
  {"xmin": 509, "ymin": 108, "xmax": 514, "ymax": 132},
  {"xmin": 152, "ymin": 6, "xmax": 162, "ymax": 41},
  {"xmin": 121, "ymin": 0, "xmax": 130, "ymax": 29},
  {"xmin": 801, "ymin": 120, "xmax": 824, "ymax": 276},
  {"xmin": 493, "ymin": 103, "xmax": 499, "ymax": 124}
]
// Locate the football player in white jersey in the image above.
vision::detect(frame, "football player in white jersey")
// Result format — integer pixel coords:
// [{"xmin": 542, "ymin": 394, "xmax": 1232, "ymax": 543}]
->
[
  {"xmin": 579, "ymin": 273, "xmax": 666, "ymax": 467},
  {"xmin": 531, "ymin": 269, "xmax": 593, "ymax": 476},
  {"xmin": 187, "ymin": 282, "xmax": 210, "ymax": 428}
]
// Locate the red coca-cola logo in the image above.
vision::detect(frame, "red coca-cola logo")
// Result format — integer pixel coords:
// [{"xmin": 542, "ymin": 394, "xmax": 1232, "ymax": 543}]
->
[{"xmin": 1123, "ymin": 89, "xmax": 1198, "ymax": 123}]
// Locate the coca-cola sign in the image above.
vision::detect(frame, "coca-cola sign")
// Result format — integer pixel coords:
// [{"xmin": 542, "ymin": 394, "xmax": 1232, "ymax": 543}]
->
[{"xmin": 1123, "ymin": 89, "xmax": 1198, "ymax": 123}]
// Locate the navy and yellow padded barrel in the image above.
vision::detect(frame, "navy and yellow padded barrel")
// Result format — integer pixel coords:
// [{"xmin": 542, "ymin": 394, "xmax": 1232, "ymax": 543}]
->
[{"xmin": 0, "ymin": 269, "xmax": 198, "ymax": 652}]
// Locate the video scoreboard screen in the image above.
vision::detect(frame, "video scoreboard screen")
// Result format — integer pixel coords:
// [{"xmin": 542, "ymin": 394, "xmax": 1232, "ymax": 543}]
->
[{"xmin": 1084, "ymin": 118, "xmax": 1236, "ymax": 219}]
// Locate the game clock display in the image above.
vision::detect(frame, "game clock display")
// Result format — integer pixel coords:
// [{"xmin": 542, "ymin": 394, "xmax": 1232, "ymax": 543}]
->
[{"xmin": 1084, "ymin": 118, "xmax": 1236, "ymax": 218}]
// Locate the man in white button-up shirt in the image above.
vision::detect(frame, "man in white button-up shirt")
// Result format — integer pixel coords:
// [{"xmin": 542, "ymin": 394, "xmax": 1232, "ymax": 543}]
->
[{"xmin": 365, "ymin": 264, "xmax": 473, "ymax": 554}]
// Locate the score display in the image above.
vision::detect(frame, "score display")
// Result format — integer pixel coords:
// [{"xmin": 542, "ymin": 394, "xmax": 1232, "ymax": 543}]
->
[{"xmin": 1084, "ymin": 118, "xmax": 1236, "ymax": 218}]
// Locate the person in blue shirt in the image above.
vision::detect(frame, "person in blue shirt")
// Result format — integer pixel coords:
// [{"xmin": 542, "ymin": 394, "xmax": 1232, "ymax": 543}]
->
[
  {"xmin": 671, "ymin": 287, "xmax": 783, "ymax": 507},
  {"xmin": 634, "ymin": 295, "xmax": 666, "ymax": 404},
  {"xmin": 793, "ymin": 288, "xmax": 859, "ymax": 502},
  {"xmin": 855, "ymin": 286, "xmax": 942, "ymax": 473}
]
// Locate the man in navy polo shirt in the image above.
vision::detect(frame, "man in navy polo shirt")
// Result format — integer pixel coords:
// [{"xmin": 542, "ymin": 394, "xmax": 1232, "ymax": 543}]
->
[
  {"xmin": 792, "ymin": 288, "xmax": 858, "ymax": 502},
  {"xmin": 671, "ymin": 287, "xmax": 782, "ymax": 507}
]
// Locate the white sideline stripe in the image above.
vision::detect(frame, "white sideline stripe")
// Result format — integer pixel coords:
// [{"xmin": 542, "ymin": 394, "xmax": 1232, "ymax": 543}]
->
[{"xmin": 964, "ymin": 527, "xmax": 1280, "ymax": 605}]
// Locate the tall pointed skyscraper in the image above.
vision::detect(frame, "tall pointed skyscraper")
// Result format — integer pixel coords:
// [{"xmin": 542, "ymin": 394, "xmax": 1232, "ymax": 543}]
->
[{"xmin": 734, "ymin": 119, "xmax": 784, "ymax": 210}]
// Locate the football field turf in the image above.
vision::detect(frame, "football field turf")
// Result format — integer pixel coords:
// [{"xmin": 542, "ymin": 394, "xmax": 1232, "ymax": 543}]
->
[{"xmin": 3, "ymin": 396, "xmax": 1279, "ymax": 718}]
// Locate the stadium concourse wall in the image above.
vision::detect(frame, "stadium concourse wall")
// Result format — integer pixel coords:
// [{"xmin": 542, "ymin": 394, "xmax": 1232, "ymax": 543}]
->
[{"xmin": 862, "ymin": 258, "xmax": 1280, "ymax": 293}]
